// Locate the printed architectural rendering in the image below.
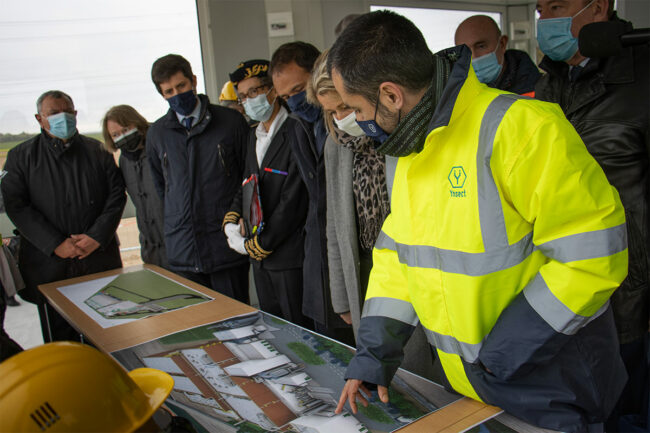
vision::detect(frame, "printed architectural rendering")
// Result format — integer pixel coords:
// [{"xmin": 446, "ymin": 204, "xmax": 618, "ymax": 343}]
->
[
  {"xmin": 84, "ymin": 269, "xmax": 210, "ymax": 319},
  {"xmin": 113, "ymin": 312, "xmax": 460, "ymax": 432}
]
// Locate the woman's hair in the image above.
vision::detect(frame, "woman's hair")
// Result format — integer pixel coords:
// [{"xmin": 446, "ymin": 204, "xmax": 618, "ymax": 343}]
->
[
  {"xmin": 306, "ymin": 49, "xmax": 337, "ymax": 134},
  {"xmin": 101, "ymin": 105, "xmax": 149, "ymax": 152}
]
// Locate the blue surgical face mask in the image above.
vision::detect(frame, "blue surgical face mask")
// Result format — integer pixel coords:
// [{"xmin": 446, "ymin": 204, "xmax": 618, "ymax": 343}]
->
[
  {"xmin": 472, "ymin": 47, "xmax": 503, "ymax": 84},
  {"xmin": 537, "ymin": 0, "xmax": 595, "ymax": 61},
  {"xmin": 167, "ymin": 89, "xmax": 198, "ymax": 116},
  {"xmin": 243, "ymin": 91, "xmax": 275, "ymax": 122},
  {"xmin": 356, "ymin": 119, "xmax": 389, "ymax": 143},
  {"xmin": 355, "ymin": 91, "xmax": 392, "ymax": 144},
  {"xmin": 47, "ymin": 112, "xmax": 77, "ymax": 140},
  {"xmin": 287, "ymin": 91, "xmax": 321, "ymax": 123}
]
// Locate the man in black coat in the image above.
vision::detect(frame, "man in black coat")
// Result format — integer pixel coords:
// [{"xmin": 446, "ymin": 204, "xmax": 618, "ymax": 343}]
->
[
  {"xmin": 146, "ymin": 54, "xmax": 250, "ymax": 303},
  {"xmin": 454, "ymin": 15, "xmax": 540, "ymax": 95},
  {"xmin": 2, "ymin": 90, "xmax": 126, "ymax": 342},
  {"xmin": 223, "ymin": 60, "xmax": 309, "ymax": 326},
  {"xmin": 535, "ymin": 0, "xmax": 649, "ymax": 429},
  {"xmin": 270, "ymin": 43, "xmax": 351, "ymax": 342}
]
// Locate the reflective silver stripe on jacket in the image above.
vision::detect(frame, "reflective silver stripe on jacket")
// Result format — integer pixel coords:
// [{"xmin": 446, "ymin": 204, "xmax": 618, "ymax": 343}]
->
[
  {"xmin": 385, "ymin": 156, "xmax": 398, "ymax": 201},
  {"xmin": 362, "ymin": 296, "xmax": 481, "ymax": 362},
  {"xmin": 423, "ymin": 327, "xmax": 482, "ymax": 363},
  {"xmin": 523, "ymin": 273, "xmax": 610, "ymax": 335},
  {"xmin": 536, "ymin": 224, "xmax": 627, "ymax": 263},
  {"xmin": 362, "ymin": 297, "xmax": 419, "ymax": 326},
  {"xmin": 375, "ymin": 230, "xmax": 535, "ymax": 276},
  {"xmin": 374, "ymin": 94, "xmax": 624, "ymax": 358},
  {"xmin": 477, "ymin": 95, "xmax": 521, "ymax": 250}
]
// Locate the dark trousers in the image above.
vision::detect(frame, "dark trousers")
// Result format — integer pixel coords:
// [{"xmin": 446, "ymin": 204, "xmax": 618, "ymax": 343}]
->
[
  {"xmin": 38, "ymin": 302, "xmax": 82, "ymax": 343},
  {"xmin": 252, "ymin": 265, "xmax": 309, "ymax": 328},
  {"xmin": 0, "ymin": 287, "xmax": 22, "ymax": 361},
  {"xmin": 177, "ymin": 263, "xmax": 250, "ymax": 304}
]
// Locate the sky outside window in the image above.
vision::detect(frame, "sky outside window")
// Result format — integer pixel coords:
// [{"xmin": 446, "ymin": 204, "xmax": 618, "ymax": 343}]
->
[
  {"xmin": 0, "ymin": 0, "xmax": 205, "ymax": 135},
  {"xmin": 370, "ymin": 5, "xmax": 502, "ymax": 54}
]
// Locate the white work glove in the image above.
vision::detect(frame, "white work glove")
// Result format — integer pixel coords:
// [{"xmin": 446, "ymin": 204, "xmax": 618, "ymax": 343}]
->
[{"xmin": 224, "ymin": 223, "xmax": 248, "ymax": 255}]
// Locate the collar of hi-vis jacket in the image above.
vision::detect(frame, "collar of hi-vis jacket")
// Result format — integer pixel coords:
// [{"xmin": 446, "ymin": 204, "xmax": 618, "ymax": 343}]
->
[{"xmin": 425, "ymin": 45, "xmax": 483, "ymax": 139}]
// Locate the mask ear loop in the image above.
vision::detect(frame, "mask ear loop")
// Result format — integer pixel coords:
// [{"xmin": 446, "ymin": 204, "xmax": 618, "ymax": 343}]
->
[
  {"xmin": 374, "ymin": 86, "xmax": 402, "ymax": 128},
  {"xmin": 372, "ymin": 87, "xmax": 381, "ymax": 122},
  {"xmin": 265, "ymin": 86, "xmax": 278, "ymax": 106},
  {"xmin": 573, "ymin": 0, "xmax": 596, "ymax": 18}
]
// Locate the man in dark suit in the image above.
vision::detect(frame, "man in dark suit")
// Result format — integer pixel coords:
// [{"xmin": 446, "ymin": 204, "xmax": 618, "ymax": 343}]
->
[
  {"xmin": 146, "ymin": 54, "xmax": 250, "ymax": 303},
  {"xmin": 270, "ymin": 42, "xmax": 351, "ymax": 341}
]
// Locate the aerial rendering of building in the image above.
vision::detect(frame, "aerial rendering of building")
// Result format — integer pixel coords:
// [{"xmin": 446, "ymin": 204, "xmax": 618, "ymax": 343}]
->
[{"xmin": 141, "ymin": 322, "xmax": 367, "ymax": 432}]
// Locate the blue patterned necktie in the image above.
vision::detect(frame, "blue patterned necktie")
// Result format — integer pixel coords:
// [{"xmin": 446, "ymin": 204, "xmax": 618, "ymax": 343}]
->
[{"xmin": 184, "ymin": 116, "xmax": 193, "ymax": 130}]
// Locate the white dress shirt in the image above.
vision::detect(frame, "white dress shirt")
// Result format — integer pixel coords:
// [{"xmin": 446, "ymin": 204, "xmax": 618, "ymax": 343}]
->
[{"xmin": 255, "ymin": 106, "xmax": 288, "ymax": 166}]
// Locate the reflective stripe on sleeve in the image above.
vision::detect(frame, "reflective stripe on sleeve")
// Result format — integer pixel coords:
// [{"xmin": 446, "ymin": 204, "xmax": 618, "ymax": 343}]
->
[
  {"xmin": 362, "ymin": 297, "xmax": 419, "ymax": 326},
  {"xmin": 536, "ymin": 224, "xmax": 627, "ymax": 263},
  {"xmin": 362, "ymin": 296, "xmax": 483, "ymax": 362},
  {"xmin": 523, "ymin": 273, "xmax": 610, "ymax": 335}
]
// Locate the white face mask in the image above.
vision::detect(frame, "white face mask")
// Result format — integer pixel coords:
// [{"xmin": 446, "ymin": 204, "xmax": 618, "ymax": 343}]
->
[
  {"xmin": 333, "ymin": 111, "xmax": 365, "ymax": 137},
  {"xmin": 243, "ymin": 92, "xmax": 275, "ymax": 122}
]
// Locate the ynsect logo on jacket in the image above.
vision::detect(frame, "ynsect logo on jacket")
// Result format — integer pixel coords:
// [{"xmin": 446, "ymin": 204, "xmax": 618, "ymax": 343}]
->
[{"xmin": 448, "ymin": 166, "xmax": 467, "ymax": 198}]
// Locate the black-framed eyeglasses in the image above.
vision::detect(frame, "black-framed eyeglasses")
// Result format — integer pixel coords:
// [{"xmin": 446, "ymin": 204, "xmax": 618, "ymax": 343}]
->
[{"xmin": 238, "ymin": 85, "xmax": 271, "ymax": 102}]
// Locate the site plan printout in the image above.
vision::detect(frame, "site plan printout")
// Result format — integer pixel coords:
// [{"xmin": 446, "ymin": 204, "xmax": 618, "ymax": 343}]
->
[
  {"xmin": 113, "ymin": 311, "xmax": 466, "ymax": 433},
  {"xmin": 57, "ymin": 269, "xmax": 212, "ymax": 328}
]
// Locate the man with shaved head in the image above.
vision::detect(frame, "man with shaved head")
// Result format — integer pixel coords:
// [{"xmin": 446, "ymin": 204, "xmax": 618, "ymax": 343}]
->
[{"xmin": 455, "ymin": 15, "xmax": 540, "ymax": 95}]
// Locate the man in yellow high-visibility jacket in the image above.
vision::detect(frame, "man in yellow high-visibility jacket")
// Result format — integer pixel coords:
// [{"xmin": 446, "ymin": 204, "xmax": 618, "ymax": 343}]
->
[{"xmin": 328, "ymin": 11, "xmax": 628, "ymax": 433}]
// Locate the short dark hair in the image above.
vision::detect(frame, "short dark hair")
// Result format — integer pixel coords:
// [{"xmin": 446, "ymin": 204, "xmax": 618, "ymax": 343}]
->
[
  {"xmin": 269, "ymin": 42, "xmax": 320, "ymax": 76},
  {"xmin": 327, "ymin": 10, "xmax": 434, "ymax": 104},
  {"xmin": 335, "ymin": 14, "xmax": 361, "ymax": 38},
  {"xmin": 36, "ymin": 90, "xmax": 74, "ymax": 114},
  {"xmin": 151, "ymin": 54, "xmax": 194, "ymax": 94}
]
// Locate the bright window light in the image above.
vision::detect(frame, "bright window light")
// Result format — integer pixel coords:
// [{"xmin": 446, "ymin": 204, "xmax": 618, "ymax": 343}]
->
[
  {"xmin": 370, "ymin": 6, "xmax": 502, "ymax": 54},
  {"xmin": 0, "ymin": 0, "xmax": 205, "ymax": 137}
]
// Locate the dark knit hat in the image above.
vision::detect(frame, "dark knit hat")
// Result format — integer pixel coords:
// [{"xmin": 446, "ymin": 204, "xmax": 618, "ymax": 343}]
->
[{"xmin": 229, "ymin": 59, "xmax": 270, "ymax": 85}]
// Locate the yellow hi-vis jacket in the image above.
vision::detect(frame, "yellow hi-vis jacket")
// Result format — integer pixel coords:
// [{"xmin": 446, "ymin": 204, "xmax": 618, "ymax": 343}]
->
[{"xmin": 345, "ymin": 48, "xmax": 628, "ymax": 432}]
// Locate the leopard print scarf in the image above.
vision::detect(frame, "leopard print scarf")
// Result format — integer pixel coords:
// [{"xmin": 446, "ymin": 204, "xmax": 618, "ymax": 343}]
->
[{"xmin": 332, "ymin": 127, "xmax": 391, "ymax": 252}]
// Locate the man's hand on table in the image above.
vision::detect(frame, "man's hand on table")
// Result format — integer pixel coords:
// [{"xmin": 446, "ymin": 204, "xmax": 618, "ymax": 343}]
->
[{"xmin": 335, "ymin": 379, "xmax": 389, "ymax": 414}]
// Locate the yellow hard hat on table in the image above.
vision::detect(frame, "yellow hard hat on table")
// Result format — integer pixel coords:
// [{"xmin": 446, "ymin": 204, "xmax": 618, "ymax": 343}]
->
[{"xmin": 0, "ymin": 341, "xmax": 173, "ymax": 432}]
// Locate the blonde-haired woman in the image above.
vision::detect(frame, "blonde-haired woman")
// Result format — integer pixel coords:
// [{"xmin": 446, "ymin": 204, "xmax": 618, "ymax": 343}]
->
[
  {"xmin": 101, "ymin": 105, "xmax": 167, "ymax": 268},
  {"xmin": 307, "ymin": 50, "xmax": 436, "ymax": 381}
]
